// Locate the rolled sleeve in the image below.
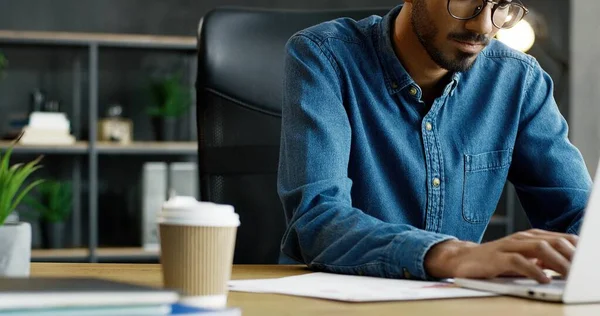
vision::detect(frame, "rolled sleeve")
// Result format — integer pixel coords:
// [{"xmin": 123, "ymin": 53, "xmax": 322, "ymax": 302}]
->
[
  {"xmin": 390, "ymin": 230, "xmax": 457, "ymax": 280},
  {"xmin": 509, "ymin": 56, "xmax": 592, "ymax": 234}
]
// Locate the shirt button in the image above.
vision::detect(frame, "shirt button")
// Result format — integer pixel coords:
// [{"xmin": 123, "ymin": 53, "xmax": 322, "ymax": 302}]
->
[
  {"xmin": 433, "ymin": 178, "xmax": 441, "ymax": 187},
  {"xmin": 425, "ymin": 122, "xmax": 432, "ymax": 131},
  {"xmin": 391, "ymin": 82, "xmax": 398, "ymax": 89},
  {"xmin": 409, "ymin": 86, "xmax": 418, "ymax": 96}
]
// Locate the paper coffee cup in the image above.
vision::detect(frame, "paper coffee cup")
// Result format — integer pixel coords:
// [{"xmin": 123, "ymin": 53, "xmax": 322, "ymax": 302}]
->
[{"xmin": 158, "ymin": 196, "xmax": 240, "ymax": 309}]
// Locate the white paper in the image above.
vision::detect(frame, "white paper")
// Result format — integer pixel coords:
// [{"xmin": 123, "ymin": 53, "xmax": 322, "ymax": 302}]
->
[{"xmin": 228, "ymin": 272, "xmax": 496, "ymax": 302}]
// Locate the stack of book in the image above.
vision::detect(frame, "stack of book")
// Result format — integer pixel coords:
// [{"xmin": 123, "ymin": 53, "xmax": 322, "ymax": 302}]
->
[
  {"xmin": 18, "ymin": 112, "xmax": 75, "ymax": 145},
  {"xmin": 0, "ymin": 277, "xmax": 241, "ymax": 315}
]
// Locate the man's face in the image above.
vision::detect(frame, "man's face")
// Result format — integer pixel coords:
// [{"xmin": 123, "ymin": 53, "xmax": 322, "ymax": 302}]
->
[{"xmin": 410, "ymin": 0, "xmax": 502, "ymax": 72}]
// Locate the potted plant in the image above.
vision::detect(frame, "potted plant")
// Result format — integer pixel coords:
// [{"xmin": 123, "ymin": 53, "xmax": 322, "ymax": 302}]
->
[
  {"xmin": 0, "ymin": 51, "xmax": 6, "ymax": 78},
  {"xmin": 0, "ymin": 136, "xmax": 44, "ymax": 276},
  {"xmin": 146, "ymin": 74, "xmax": 190, "ymax": 141},
  {"xmin": 24, "ymin": 180, "xmax": 72, "ymax": 249}
]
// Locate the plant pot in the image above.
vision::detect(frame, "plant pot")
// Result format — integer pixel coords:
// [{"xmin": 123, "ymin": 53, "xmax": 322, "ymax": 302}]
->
[
  {"xmin": 151, "ymin": 117, "xmax": 178, "ymax": 141},
  {"xmin": 0, "ymin": 222, "xmax": 31, "ymax": 276},
  {"xmin": 40, "ymin": 221, "xmax": 66, "ymax": 249}
]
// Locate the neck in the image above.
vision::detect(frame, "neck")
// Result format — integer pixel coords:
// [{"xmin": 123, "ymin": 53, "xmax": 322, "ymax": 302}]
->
[{"xmin": 393, "ymin": 4, "xmax": 448, "ymax": 101}]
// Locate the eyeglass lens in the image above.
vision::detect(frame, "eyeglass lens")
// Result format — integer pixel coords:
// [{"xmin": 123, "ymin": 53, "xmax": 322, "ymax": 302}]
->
[{"xmin": 448, "ymin": 0, "xmax": 526, "ymax": 28}]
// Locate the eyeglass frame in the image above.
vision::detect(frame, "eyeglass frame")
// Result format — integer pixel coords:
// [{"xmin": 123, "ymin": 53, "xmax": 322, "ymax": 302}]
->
[{"xmin": 447, "ymin": 0, "xmax": 530, "ymax": 29}]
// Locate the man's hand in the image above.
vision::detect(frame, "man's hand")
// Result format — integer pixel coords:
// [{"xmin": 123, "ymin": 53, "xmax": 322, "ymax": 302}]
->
[{"xmin": 424, "ymin": 229, "xmax": 578, "ymax": 284}]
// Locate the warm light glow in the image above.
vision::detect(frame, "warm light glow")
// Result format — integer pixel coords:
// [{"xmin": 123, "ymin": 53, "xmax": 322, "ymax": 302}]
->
[{"xmin": 496, "ymin": 19, "xmax": 536, "ymax": 52}]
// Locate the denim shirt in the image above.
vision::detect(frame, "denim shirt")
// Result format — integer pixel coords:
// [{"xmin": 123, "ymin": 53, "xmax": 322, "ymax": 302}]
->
[{"xmin": 277, "ymin": 5, "xmax": 592, "ymax": 280}]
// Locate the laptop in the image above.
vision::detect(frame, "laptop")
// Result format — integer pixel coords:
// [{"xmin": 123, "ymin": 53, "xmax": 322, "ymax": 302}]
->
[{"xmin": 454, "ymin": 163, "xmax": 600, "ymax": 304}]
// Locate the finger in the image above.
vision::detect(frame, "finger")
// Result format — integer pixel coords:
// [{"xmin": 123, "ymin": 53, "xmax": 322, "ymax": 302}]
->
[
  {"xmin": 547, "ymin": 237, "xmax": 576, "ymax": 262},
  {"xmin": 513, "ymin": 235, "xmax": 576, "ymax": 262},
  {"xmin": 503, "ymin": 240, "xmax": 571, "ymax": 277},
  {"xmin": 500, "ymin": 271, "xmax": 526, "ymax": 277},
  {"xmin": 510, "ymin": 231, "xmax": 579, "ymax": 259},
  {"xmin": 502, "ymin": 253, "xmax": 550, "ymax": 283},
  {"xmin": 521, "ymin": 229, "xmax": 579, "ymax": 246}
]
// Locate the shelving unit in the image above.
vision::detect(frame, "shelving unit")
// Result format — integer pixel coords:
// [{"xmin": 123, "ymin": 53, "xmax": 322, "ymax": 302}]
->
[{"xmin": 0, "ymin": 30, "xmax": 197, "ymax": 263}]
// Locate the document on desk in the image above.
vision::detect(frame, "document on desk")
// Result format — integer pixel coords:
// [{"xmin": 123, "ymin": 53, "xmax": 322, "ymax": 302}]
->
[{"xmin": 229, "ymin": 272, "xmax": 496, "ymax": 302}]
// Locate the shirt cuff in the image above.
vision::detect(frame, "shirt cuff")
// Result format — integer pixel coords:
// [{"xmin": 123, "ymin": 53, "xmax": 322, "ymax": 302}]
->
[
  {"xmin": 388, "ymin": 230, "xmax": 457, "ymax": 280},
  {"xmin": 567, "ymin": 219, "xmax": 582, "ymax": 235}
]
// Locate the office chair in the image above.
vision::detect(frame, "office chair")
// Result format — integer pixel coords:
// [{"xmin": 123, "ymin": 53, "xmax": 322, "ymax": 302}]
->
[{"xmin": 196, "ymin": 7, "xmax": 390, "ymax": 264}]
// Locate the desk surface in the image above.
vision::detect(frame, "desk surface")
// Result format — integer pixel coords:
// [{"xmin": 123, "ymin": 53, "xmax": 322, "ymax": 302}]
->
[{"xmin": 30, "ymin": 263, "xmax": 600, "ymax": 316}]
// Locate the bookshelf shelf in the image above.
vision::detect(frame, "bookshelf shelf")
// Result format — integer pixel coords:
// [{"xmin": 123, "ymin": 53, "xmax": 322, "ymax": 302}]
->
[
  {"xmin": 97, "ymin": 141, "xmax": 197, "ymax": 155},
  {"xmin": 31, "ymin": 247, "xmax": 160, "ymax": 262},
  {"xmin": 0, "ymin": 141, "xmax": 198, "ymax": 155},
  {"xmin": 0, "ymin": 30, "xmax": 196, "ymax": 50},
  {"xmin": 31, "ymin": 248, "xmax": 88, "ymax": 261},
  {"xmin": 0, "ymin": 141, "xmax": 89, "ymax": 154}
]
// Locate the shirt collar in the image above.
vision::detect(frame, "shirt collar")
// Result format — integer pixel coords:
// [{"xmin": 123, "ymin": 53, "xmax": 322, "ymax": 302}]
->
[{"xmin": 376, "ymin": 5, "xmax": 460, "ymax": 96}]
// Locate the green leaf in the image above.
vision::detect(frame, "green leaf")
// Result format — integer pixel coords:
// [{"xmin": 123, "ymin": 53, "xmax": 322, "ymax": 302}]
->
[
  {"xmin": 0, "ymin": 52, "xmax": 7, "ymax": 77},
  {"xmin": 9, "ymin": 179, "xmax": 45, "ymax": 221},
  {"xmin": 0, "ymin": 153, "xmax": 16, "ymax": 223},
  {"xmin": 24, "ymin": 179, "xmax": 72, "ymax": 223},
  {"xmin": 0, "ymin": 145, "xmax": 13, "ymax": 178},
  {"xmin": 5, "ymin": 160, "xmax": 43, "ymax": 209},
  {"xmin": 23, "ymin": 194, "xmax": 48, "ymax": 214},
  {"xmin": 0, "ymin": 135, "xmax": 44, "ymax": 225},
  {"xmin": 146, "ymin": 74, "xmax": 190, "ymax": 118}
]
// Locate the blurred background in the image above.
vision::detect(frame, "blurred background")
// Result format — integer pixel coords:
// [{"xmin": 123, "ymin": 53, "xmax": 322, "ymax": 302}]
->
[{"xmin": 0, "ymin": 0, "xmax": 597, "ymax": 263}]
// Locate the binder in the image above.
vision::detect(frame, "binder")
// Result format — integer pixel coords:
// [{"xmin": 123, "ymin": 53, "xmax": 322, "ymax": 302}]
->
[
  {"xmin": 142, "ymin": 162, "xmax": 167, "ymax": 250},
  {"xmin": 168, "ymin": 162, "xmax": 198, "ymax": 199}
]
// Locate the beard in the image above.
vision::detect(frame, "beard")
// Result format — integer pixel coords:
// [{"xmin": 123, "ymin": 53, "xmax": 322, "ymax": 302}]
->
[{"xmin": 410, "ymin": 0, "xmax": 488, "ymax": 72}]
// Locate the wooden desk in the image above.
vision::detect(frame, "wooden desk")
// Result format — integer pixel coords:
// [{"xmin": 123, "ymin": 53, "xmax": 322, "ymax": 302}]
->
[{"xmin": 30, "ymin": 263, "xmax": 600, "ymax": 316}]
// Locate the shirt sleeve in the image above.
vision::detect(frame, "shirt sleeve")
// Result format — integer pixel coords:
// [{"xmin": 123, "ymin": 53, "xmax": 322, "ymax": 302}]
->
[
  {"xmin": 277, "ymin": 33, "xmax": 456, "ymax": 280},
  {"xmin": 508, "ymin": 57, "xmax": 592, "ymax": 235}
]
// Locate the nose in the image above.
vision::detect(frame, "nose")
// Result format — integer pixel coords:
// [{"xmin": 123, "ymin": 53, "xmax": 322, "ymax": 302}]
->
[{"xmin": 464, "ymin": 2, "xmax": 495, "ymax": 35}]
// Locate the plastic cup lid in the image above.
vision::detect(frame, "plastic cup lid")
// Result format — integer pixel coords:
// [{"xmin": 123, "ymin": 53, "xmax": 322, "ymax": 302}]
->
[{"xmin": 158, "ymin": 196, "xmax": 240, "ymax": 227}]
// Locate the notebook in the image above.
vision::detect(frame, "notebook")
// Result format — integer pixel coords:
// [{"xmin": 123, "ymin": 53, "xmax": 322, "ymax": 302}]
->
[
  {"xmin": 0, "ymin": 277, "xmax": 178, "ymax": 311},
  {"xmin": 170, "ymin": 303, "xmax": 241, "ymax": 316},
  {"xmin": 0, "ymin": 304, "xmax": 170, "ymax": 316}
]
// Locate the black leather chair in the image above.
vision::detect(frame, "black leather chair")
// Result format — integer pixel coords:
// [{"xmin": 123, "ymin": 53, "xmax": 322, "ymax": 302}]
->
[{"xmin": 196, "ymin": 7, "xmax": 390, "ymax": 264}]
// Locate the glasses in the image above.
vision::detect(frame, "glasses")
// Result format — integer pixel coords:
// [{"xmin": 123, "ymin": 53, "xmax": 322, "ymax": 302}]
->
[{"xmin": 447, "ymin": 0, "xmax": 529, "ymax": 29}]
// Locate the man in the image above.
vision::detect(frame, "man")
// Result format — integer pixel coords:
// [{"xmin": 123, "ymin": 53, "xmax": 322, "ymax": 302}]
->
[{"xmin": 277, "ymin": 0, "xmax": 592, "ymax": 284}]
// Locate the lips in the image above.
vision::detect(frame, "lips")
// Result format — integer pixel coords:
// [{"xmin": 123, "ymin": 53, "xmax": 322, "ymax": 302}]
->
[{"xmin": 452, "ymin": 39, "xmax": 484, "ymax": 54}]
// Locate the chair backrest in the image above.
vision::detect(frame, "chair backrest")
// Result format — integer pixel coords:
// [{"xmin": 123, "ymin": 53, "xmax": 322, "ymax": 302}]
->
[{"xmin": 196, "ymin": 7, "xmax": 390, "ymax": 264}]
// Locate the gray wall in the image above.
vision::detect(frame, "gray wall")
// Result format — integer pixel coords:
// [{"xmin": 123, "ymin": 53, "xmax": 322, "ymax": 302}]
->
[
  {"xmin": 0, "ymin": 0, "xmax": 398, "ymax": 35},
  {"xmin": 570, "ymin": 0, "xmax": 600, "ymax": 176},
  {"xmin": 0, "ymin": 0, "xmax": 570, "ymax": 40}
]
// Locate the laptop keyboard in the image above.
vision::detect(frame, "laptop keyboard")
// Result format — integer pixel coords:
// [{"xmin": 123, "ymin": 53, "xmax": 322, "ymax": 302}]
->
[
  {"xmin": 491, "ymin": 278, "xmax": 566, "ymax": 293},
  {"xmin": 529, "ymin": 281, "xmax": 566, "ymax": 290}
]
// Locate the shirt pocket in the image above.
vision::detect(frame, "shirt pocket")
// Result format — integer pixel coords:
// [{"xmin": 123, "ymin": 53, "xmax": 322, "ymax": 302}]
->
[{"xmin": 462, "ymin": 149, "xmax": 513, "ymax": 224}]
